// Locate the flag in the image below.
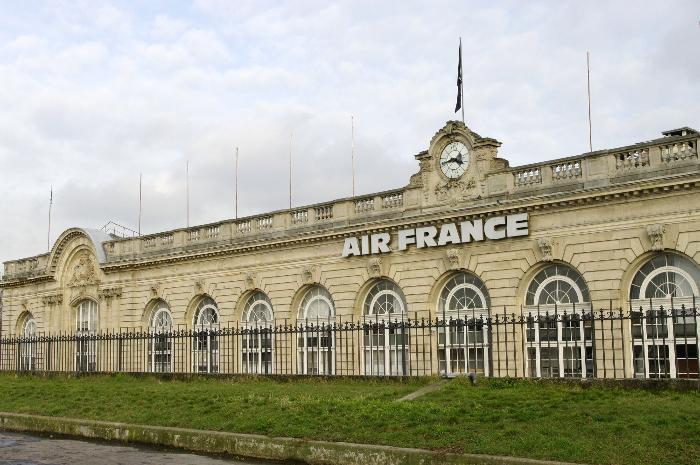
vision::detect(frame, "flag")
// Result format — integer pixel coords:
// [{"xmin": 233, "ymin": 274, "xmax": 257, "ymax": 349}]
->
[{"xmin": 455, "ymin": 38, "xmax": 462, "ymax": 113}]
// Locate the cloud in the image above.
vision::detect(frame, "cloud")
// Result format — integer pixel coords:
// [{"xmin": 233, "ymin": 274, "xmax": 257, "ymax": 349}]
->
[{"xmin": 1, "ymin": 0, "xmax": 699, "ymax": 273}]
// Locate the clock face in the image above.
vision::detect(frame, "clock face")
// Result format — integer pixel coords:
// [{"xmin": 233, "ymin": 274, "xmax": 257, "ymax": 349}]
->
[{"xmin": 440, "ymin": 141, "xmax": 469, "ymax": 179}]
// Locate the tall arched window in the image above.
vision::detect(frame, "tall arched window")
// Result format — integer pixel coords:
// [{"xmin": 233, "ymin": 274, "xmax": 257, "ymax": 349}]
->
[
  {"xmin": 524, "ymin": 264, "xmax": 593, "ymax": 378},
  {"xmin": 362, "ymin": 280, "xmax": 408, "ymax": 376},
  {"xmin": 20, "ymin": 315, "xmax": 37, "ymax": 371},
  {"xmin": 75, "ymin": 300, "xmax": 98, "ymax": 372},
  {"xmin": 193, "ymin": 297, "xmax": 219, "ymax": 373},
  {"xmin": 630, "ymin": 253, "xmax": 700, "ymax": 379},
  {"xmin": 437, "ymin": 273, "xmax": 491, "ymax": 376},
  {"xmin": 297, "ymin": 285, "xmax": 335, "ymax": 375},
  {"xmin": 149, "ymin": 301, "xmax": 173, "ymax": 373},
  {"xmin": 242, "ymin": 291, "xmax": 274, "ymax": 374}
]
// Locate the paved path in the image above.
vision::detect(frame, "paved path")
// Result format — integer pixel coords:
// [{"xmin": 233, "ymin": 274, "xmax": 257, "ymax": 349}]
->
[{"xmin": 0, "ymin": 431, "xmax": 277, "ymax": 465}]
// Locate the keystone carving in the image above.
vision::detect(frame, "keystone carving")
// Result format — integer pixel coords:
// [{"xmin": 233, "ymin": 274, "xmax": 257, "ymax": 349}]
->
[
  {"xmin": 445, "ymin": 248, "xmax": 463, "ymax": 270},
  {"xmin": 243, "ymin": 272, "xmax": 257, "ymax": 290},
  {"xmin": 301, "ymin": 265, "xmax": 318, "ymax": 285},
  {"xmin": 194, "ymin": 280, "xmax": 205, "ymax": 294},
  {"xmin": 646, "ymin": 224, "xmax": 666, "ymax": 251},
  {"xmin": 150, "ymin": 283, "xmax": 161, "ymax": 297},
  {"xmin": 537, "ymin": 238, "xmax": 553, "ymax": 262},
  {"xmin": 67, "ymin": 251, "xmax": 99, "ymax": 288},
  {"xmin": 367, "ymin": 257, "xmax": 383, "ymax": 278},
  {"xmin": 41, "ymin": 293, "xmax": 64, "ymax": 306}
]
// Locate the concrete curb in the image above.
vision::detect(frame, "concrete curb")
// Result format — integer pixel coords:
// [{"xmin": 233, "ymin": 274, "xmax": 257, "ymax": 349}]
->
[{"xmin": 0, "ymin": 412, "xmax": 587, "ymax": 465}]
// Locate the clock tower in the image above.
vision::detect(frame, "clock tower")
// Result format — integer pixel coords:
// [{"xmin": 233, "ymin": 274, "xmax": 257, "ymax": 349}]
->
[{"xmin": 409, "ymin": 120, "xmax": 508, "ymax": 207}]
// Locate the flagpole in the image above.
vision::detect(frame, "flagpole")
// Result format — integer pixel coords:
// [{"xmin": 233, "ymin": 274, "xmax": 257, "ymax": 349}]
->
[
  {"xmin": 235, "ymin": 147, "xmax": 239, "ymax": 219},
  {"xmin": 460, "ymin": 37, "xmax": 464, "ymax": 124},
  {"xmin": 351, "ymin": 115, "xmax": 356, "ymax": 198},
  {"xmin": 186, "ymin": 160, "xmax": 190, "ymax": 228},
  {"xmin": 47, "ymin": 186, "xmax": 53, "ymax": 252},
  {"xmin": 138, "ymin": 173, "xmax": 142, "ymax": 236},
  {"xmin": 586, "ymin": 51, "xmax": 593, "ymax": 152},
  {"xmin": 289, "ymin": 133, "xmax": 293, "ymax": 209}
]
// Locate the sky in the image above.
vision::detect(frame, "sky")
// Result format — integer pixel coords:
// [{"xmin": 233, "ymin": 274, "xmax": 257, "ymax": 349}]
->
[{"xmin": 0, "ymin": 0, "xmax": 699, "ymax": 272}]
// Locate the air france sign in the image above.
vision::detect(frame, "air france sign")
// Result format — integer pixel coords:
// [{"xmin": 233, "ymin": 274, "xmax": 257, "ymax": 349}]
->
[{"xmin": 341, "ymin": 213, "xmax": 529, "ymax": 257}]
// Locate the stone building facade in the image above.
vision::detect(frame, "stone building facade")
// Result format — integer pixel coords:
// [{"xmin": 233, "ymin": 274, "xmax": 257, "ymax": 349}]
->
[{"xmin": 1, "ymin": 121, "xmax": 699, "ymax": 379}]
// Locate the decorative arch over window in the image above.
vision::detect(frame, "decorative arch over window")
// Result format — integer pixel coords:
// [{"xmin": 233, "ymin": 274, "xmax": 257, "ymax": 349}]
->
[
  {"xmin": 436, "ymin": 272, "xmax": 491, "ymax": 376},
  {"xmin": 297, "ymin": 285, "xmax": 335, "ymax": 375},
  {"xmin": 298, "ymin": 285, "xmax": 335, "ymax": 321},
  {"xmin": 149, "ymin": 300, "xmax": 173, "ymax": 333},
  {"xmin": 438, "ymin": 272, "xmax": 491, "ymax": 316},
  {"xmin": 242, "ymin": 290, "xmax": 274, "ymax": 374},
  {"xmin": 20, "ymin": 314, "xmax": 37, "ymax": 371},
  {"xmin": 525, "ymin": 264, "xmax": 590, "ymax": 306},
  {"xmin": 363, "ymin": 279, "xmax": 406, "ymax": 317},
  {"xmin": 523, "ymin": 264, "xmax": 593, "ymax": 379},
  {"xmin": 193, "ymin": 296, "xmax": 219, "ymax": 329},
  {"xmin": 242, "ymin": 291, "xmax": 274, "ymax": 324},
  {"xmin": 630, "ymin": 253, "xmax": 700, "ymax": 300},
  {"xmin": 192, "ymin": 296, "xmax": 219, "ymax": 373},
  {"xmin": 362, "ymin": 279, "xmax": 408, "ymax": 376},
  {"xmin": 629, "ymin": 253, "xmax": 699, "ymax": 379}
]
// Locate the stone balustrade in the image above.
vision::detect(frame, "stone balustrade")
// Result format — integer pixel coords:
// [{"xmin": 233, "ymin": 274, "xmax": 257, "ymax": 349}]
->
[
  {"xmin": 513, "ymin": 167, "xmax": 542, "ymax": 187},
  {"xmin": 551, "ymin": 160, "xmax": 582, "ymax": 181}
]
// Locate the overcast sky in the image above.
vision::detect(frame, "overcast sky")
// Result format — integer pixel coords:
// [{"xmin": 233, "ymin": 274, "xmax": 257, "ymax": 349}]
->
[{"xmin": 0, "ymin": 0, "xmax": 699, "ymax": 271}]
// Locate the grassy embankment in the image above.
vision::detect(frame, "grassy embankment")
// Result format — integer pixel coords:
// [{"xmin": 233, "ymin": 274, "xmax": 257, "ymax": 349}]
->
[{"xmin": 0, "ymin": 373, "xmax": 697, "ymax": 465}]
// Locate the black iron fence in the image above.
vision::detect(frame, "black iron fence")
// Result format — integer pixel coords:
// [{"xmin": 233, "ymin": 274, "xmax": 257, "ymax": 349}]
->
[{"xmin": 1, "ymin": 305, "xmax": 698, "ymax": 379}]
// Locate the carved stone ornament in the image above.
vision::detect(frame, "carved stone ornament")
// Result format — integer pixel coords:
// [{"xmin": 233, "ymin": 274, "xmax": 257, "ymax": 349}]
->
[
  {"xmin": 41, "ymin": 293, "xmax": 64, "ymax": 306},
  {"xmin": 67, "ymin": 251, "xmax": 99, "ymax": 288},
  {"xmin": 150, "ymin": 283, "xmax": 161, "ymax": 297},
  {"xmin": 646, "ymin": 224, "xmax": 666, "ymax": 251},
  {"xmin": 244, "ymin": 271, "xmax": 257, "ymax": 290},
  {"xmin": 367, "ymin": 257, "xmax": 383, "ymax": 278},
  {"xmin": 301, "ymin": 265, "xmax": 318, "ymax": 285},
  {"xmin": 194, "ymin": 280, "xmax": 205, "ymax": 294},
  {"xmin": 434, "ymin": 177, "xmax": 476, "ymax": 202},
  {"xmin": 445, "ymin": 248, "xmax": 463, "ymax": 270},
  {"xmin": 98, "ymin": 287, "xmax": 122, "ymax": 302},
  {"xmin": 537, "ymin": 238, "xmax": 553, "ymax": 262}
]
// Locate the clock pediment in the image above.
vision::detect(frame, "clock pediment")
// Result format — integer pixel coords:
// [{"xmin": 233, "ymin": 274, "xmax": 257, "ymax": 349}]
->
[{"xmin": 411, "ymin": 120, "xmax": 508, "ymax": 206}]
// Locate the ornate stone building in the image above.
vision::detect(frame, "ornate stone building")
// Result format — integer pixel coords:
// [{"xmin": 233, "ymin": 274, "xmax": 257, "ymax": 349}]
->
[{"xmin": 1, "ymin": 121, "xmax": 699, "ymax": 379}]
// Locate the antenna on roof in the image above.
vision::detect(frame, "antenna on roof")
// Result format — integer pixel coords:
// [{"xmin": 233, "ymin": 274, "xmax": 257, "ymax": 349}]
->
[
  {"xmin": 587, "ymin": 51, "xmax": 593, "ymax": 152},
  {"xmin": 289, "ymin": 133, "xmax": 293, "ymax": 209},
  {"xmin": 47, "ymin": 185, "xmax": 53, "ymax": 252},
  {"xmin": 235, "ymin": 147, "xmax": 239, "ymax": 219},
  {"xmin": 351, "ymin": 115, "xmax": 356, "ymax": 197},
  {"xmin": 186, "ymin": 160, "xmax": 190, "ymax": 228},
  {"xmin": 138, "ymin": 173, "xmax": 142, "ymax": 236}
]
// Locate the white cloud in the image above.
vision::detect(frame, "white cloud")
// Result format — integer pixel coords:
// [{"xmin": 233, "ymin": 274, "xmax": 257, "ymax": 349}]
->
[{"xmin": 0, "ymin": 0, "xmax": 699, "ymax": 273}]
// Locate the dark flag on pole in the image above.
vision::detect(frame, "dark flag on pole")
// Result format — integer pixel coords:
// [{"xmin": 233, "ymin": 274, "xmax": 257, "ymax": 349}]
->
[{"xmin": 455, "ymin": 38, "xmax": 463, "ymax": 114}]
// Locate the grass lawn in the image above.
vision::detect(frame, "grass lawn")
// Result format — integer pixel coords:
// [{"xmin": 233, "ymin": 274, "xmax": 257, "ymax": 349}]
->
[{"xmin": 0, "ymin": 373, "xmax": 697, "ymax": 465}]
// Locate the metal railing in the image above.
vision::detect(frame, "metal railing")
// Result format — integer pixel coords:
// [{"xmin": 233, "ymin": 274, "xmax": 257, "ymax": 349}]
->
[{"xmin": 1, "ymin": 305, "xmax": 697, "ymax": 379}]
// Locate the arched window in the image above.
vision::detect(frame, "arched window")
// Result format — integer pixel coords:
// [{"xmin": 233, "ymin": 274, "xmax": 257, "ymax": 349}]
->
[
  {"xmin": 192, "ymin": 297, "xmax": 219, "ymax": 373},
  {"xmin": 75, "ymin": 300, "xmax": 98, "ymax": 372},
  {"xmin": 20, "ymin": 315, "xmax": 37, "ymax": 371},
  {"xmin": 362, "ymin": 280, "xmax": 409, "ymax": 376},
  {"xmin": 437, "ymin": 273, "xmax": 491, "ymax": 376},
  {"xmin": 297, "ymin": 285, "xmax": 335, "ymax": 375},
  {"xmin": 525, "ymin": 264, "xmax": 590, "ymax": 306},
  {"xmin": 242, "ymin": 291, "xmax": 274, "ymax": 374},
  {"xmin": 630, "ymin": 253, "xmax": 699, "ymax": 379},
  {"xmin": 149, "ymin": 301, "xmax": 173, "ymax": 373},
  {"xmin": 524, "ymin": 264, "xmax": 593, "ymax": 379}
]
